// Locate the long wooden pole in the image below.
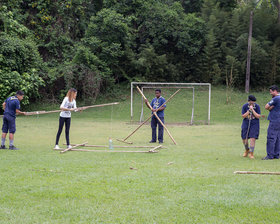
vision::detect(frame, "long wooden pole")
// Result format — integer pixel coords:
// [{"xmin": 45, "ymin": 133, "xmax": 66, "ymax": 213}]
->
[
  {"xmin": 25, "ymin": 102, "xmax": 119, "ymax": 116},
  {"xmin": 119, "ymin": 89, "xmax": 181, "ymax": 143},
  {"xmin": 136, "ymin": 86, "xmax": 177, "ymax": 145},
  {"xmin": 55, "ymin": 148, "xmax": 158, "ymax": 153},
  {"xmin": 64, "ymin": 144, "xmax": 166, "ymax": 148},
  {"xmin": 60, "ymin": 142, "xmax": 88, "ymax": 154},
  {"xmin": 234, "ymin": 171, "xmax": 280, "ymax": 175}
]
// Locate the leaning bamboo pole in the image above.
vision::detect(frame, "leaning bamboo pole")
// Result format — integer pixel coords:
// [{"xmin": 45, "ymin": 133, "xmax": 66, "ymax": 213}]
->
[
  {"xmin": 117, "ymin": 89, "xmax": 181, "ymax": 144},
  {"xmin": 136, "ymin": 86, "xmax": 177, "ymax": 145}
]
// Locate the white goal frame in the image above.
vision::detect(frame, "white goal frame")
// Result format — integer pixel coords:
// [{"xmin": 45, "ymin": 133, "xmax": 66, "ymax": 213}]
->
[{"xmin": 131, "ymin": 82, "xmax": 211, "ymax": 125}]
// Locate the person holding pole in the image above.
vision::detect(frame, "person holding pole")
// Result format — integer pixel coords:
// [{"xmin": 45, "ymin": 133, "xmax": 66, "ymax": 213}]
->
[
  {"xmin": 241, "ymin": 95, "xmax": 261, "ymax": 159},
  {"xmin": 263, "ymin": 85, "xmax": 280, "ymax": 160},
  {"xmin": 54, "ymin": 88, "xmax": 78, "ymax": 150},
  {"xmin": 1, "ymin": 90, "xmax": 26, "ymax": 150},
  {"xmin": 145, "ymin": 89, "xmax": 166, "ymax": 143}
]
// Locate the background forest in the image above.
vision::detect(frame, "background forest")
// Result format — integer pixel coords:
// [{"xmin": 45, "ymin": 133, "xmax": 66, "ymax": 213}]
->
[{"xmin": 0, "ymin": 0, "xmax": 280, "ymax": 105}]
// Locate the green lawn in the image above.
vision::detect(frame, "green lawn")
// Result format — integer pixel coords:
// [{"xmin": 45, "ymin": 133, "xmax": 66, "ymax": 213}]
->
[{"xmin": 0, "ymin": 87, "xmax": 280, "ymax": 223}]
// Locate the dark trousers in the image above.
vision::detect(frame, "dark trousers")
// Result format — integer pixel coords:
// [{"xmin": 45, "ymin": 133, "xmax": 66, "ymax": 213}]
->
[
  {"xmin": 56, "ymin": 117, "xmax": 71, "ymax": 145},
  {"xmin": 266, "ymin": 122, "xmax": 280, "ymax": 159},
  {"xmin": 151, "ymin": 116, "xmax": 164, "ymax": 142}
]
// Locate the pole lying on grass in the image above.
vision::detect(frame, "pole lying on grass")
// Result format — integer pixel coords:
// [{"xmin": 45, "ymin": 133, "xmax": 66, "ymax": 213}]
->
[
  {"xmin": 234, "ymin": 171, "xmax": 280, "ymax": 175},
  {"xmin": 136, "ymin": 86, "xmax": 177, "ymax": 145},
  {"xmin": 25, "ymin": 102, "xmax": 119, "ymax": 116},
  {"xmin": 64, "ymin": 143, "xmax": 166, "ymax": 148},
  {"xmin": 117, "ymin": 89, "xmax": 181, "ymax": 144},
  {"xmin": 55, "ymin": 148, "xmax": 160, "ymax": 153},
  {"xmin": 60, "ymin": 142, "xmax": 88, "ymax": 154}
]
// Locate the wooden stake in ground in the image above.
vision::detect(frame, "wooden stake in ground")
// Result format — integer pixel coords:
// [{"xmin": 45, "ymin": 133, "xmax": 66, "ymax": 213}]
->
[
  {"xmin": 25, "ymin": 102, "xmax": 119, "ymax": 116},
  {"xmin": 234, "ymin": 171, "xmax": 280, "ymax": 175},
  {"xmin": 117, "ymin": 89, "xmax": 181, "ymax": 144},
  {"xmin": 136, "ymin": 86, "xmax": 177, "ymax": 145},
  {"xmin": 60, "ymin": 142, "xmax": 88, "ymax": 154}
]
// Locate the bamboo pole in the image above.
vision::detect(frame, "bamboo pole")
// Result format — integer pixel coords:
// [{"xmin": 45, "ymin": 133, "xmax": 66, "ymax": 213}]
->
[
  {"xmin": 234, "ymin": 171, "xmax": 280, "ymax": 175},
  {"xmin": 55, "ymin": 148, "xmax": 158, "ymax": 153},
  {"xmin": 64, "ymin": 144, "xmax": 165, "ymax": 148},
  {"xmin": 60, "ymin": 142, "xmax": 88, "ymax": 154},
  {"xmin": 118, "ymin": 89, "xmax": 181, "ymax": 144},
  {"xmin": 136, "ymin": 86, "xmax": 177, "ymax": 145},
  {"xmin": 149, "ymin": 145, "xmax": 162, "ymax": 152},
  {"xmin": 25, "ymin": 102, "xmax": 119, "ymax": 116}
]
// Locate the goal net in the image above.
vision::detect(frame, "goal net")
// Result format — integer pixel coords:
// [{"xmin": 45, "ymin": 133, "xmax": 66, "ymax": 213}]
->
[{"xmin": 130, "ymin": 82, "xmax": 211, "ymax": 125}]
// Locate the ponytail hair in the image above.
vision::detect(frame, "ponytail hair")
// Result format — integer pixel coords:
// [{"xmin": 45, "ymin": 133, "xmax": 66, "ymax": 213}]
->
[{"xmin": 66, "ymin": 88, "xmax": 77, "ymax": 102}]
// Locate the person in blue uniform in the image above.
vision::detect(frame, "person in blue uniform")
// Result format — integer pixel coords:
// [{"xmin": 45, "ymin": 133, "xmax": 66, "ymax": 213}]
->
[
  {"xmin": 1, "ymin": 91, "xmax": 26, "ymax": 150},
  {"xmin": 145, "ymin": 89, "xmax": 166, "ymax": 143},
  {"xmin": 263, "ymin": 85, "xmax": 280, "ymax": 160},
  {"xmin": 241, "ymin": 95, "xmax": 261, "ymax": 159}
]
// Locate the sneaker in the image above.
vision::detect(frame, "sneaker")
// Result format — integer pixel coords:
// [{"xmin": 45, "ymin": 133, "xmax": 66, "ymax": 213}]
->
[
  {"xmin": 9, "ymin": 145, "xmax": 19, "ymax": 150},
  {"xmin": 0, "ymin": 145, "xmax": 7, "ymax": 149},
  {"xmin": 67, "ymin": 145, "xmax": 72, "ymax": 149},
  {"xmin": 54, "ymin": 145, "xmax": 60, "ymax": 150},
  {"xmin": 149, "ymin": 140, "xmax": 156, "ymax": 143},
  {"xmin": 261, "ymin": 156, "xmax": 273, "ymax": 160},
  {"xmin": 249, "ymin": 152, "xmax": 254, "ymax": 159}
]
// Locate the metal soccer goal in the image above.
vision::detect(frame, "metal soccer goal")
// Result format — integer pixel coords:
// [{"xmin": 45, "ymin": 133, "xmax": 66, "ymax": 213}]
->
[{"xmin": 130, "ymin": 82, "xmax": 211, "ymax": 125}]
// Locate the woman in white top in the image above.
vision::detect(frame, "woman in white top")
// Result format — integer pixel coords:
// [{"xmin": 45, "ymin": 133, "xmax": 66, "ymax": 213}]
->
[{"xmin": 54, "ymin": 88, "xmax": 77, "ymax": 149}]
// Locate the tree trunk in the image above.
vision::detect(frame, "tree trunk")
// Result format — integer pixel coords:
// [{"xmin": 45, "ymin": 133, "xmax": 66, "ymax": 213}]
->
[
  {"xmin": 276, "ymin": 0, "xmax": 280, "ymax": 24},
  {"xmin": 245, "ymin": 11, "xmax": 253, "ymax": 93}
]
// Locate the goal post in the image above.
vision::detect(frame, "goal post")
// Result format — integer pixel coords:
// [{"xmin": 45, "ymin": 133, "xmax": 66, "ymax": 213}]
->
[{"xmin": 131, "ymin": 82, "xmax": 211, "ymax": 125}]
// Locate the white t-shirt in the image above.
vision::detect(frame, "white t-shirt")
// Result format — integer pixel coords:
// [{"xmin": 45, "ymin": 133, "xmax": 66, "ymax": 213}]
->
[{"xmin": 60, "ymin": 97, "xmax": 77, "ymax": 118}]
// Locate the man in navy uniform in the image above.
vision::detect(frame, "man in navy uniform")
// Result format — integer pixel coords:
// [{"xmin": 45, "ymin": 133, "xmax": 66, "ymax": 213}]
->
[
  {"xmin": 241, "ymin": 95, "xmax": 261, "ymax": 159},
  {"xmin": 263, "ymin": 85, "xmax": 280, "ymax": 160},
  {"xmin": 145, "ymin": 89, "xmax": 166, "ymax": 143},
  {"xmin": 1, "ymin": 91, "xmax": 26, "ymax": 150}
]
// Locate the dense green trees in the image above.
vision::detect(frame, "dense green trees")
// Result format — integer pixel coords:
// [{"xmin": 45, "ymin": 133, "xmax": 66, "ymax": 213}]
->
[{"xmin": 0, "ymin": 0, "xmax": 280, "ymax": 105}]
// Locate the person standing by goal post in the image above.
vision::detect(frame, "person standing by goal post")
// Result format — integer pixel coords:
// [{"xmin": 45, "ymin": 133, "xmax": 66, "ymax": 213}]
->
[
  {"xmin": 145, "ymin": 89, "xmax": 166, "ymax": 143},
  {"xmin": 241, "ymin": 95, "xmax": 261, "ymax": 159}
]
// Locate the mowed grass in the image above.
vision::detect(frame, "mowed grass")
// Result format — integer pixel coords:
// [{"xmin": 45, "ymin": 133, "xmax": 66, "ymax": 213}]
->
[{"xmin": 0, "ymin": 87, "xmax": 280, "ymax": 223}]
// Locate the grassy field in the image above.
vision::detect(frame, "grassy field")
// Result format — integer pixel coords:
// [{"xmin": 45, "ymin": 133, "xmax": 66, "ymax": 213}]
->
[{"xmin": 0, "ymin": 87, "xmax": 280, "ymax": 223}]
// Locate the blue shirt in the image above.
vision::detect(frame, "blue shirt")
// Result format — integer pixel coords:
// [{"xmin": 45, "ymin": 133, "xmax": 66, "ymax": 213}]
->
[
  {"xmin": 3, "ymin": 96, "xmax": 20, "ymax": 118},
  {"xmin": 267, "ymin": 95, "xmax": 280, "ymax": 122},
  {"xmin": 241, "ymin": 103, "xmax": 261, "ymax": 127},
  {"xmin": 150, "ymin": 96, "xmax": 166, "ymax": 117}
]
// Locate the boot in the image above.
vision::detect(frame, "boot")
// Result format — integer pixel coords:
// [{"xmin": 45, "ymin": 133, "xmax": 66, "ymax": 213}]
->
[
  {"xmin": 243, "ymin": 149, "xmax": 249, "ymax": 157},
  {"xmin": 249, "ymin": 152, "xmax": 254, "ymax": 159}
]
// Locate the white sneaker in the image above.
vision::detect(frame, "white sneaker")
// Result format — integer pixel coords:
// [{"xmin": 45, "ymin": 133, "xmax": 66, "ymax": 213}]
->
[
  {"xmin": 54, "ymin": 145, "xmax": 60, "ymax": 150},
  {"xmin": 67, "ymin": 145, "xmax": 72, "ymax": 149}
]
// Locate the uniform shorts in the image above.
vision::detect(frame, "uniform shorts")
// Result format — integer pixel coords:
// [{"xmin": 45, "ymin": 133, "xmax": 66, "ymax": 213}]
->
[{"xmin": 2, "ymin": 115, "xmax": 16, "ymax": 134}]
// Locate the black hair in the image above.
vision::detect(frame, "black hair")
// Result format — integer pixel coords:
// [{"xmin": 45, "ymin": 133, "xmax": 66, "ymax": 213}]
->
[
  {"xmin": 155, "ymin": 89, "xmax": 161, "ymax": 93},
  {"xmin": 269, "ymin": 85, "xmax": 279, "ymax": 92},
  {"xmin": 16, "ymin": 90, "xmax": 24, "ymax": 96},
  {"xmin": 248, "ymin": 95, "xmax": 256, "ymax": 102}
]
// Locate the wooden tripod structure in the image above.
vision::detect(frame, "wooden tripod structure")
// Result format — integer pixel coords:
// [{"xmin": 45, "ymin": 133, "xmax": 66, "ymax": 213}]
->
[{"xmin": 117, "ymin": 86, "xmax": 179, "ymax": 145}]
